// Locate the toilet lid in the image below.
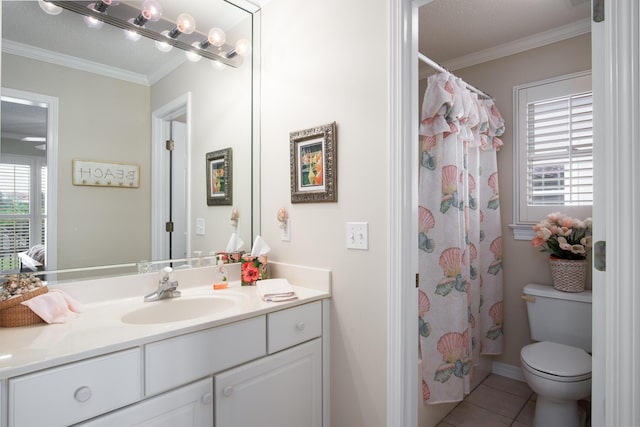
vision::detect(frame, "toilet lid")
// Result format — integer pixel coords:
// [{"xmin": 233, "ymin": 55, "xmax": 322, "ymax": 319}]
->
[{"xmin": 521, "ymin": 341, "xmax": 591, "ymax": 378}]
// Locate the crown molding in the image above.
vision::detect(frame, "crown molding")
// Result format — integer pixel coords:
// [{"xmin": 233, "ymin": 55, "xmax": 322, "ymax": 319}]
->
[
  {"xmin": 420, "ymin": 18, "xmax": 591, "ymax": 79},
  {"xmin": 2, "ymin": 39, "xmax": 152, "ymax": 86}
]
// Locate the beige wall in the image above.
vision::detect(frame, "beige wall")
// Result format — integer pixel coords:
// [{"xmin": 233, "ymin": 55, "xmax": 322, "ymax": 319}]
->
[
  {"xmin": 453, "ymin": 34, "xmax": 592, "ymax": 367},
  {"xmin": 2, "ymin": 54, "xmax": 151, "ymax": 269},
  {"xmin": 150, "ymin": 18, "xmax": 253, "ymax": 256},
  {"xmin": 260, "ymin": 0, "xmax": 389, "ymax": 425}
]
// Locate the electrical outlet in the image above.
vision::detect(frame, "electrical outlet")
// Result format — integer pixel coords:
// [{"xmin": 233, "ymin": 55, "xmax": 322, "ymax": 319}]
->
[{"xmin": 346, "ymin": 222, "xmax": 368, "ymax": 250}]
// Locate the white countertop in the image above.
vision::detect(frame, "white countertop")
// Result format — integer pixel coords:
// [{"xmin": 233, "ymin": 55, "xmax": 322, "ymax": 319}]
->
[{"xmin": 0, "ymin": 264, "xmax": 331, "ymax": 379}]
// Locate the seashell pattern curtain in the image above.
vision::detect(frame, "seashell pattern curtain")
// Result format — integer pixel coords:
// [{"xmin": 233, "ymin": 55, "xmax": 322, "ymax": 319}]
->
[{"xmin": 418, "ymin": 72, "xmax": 505, "ymax": 404}]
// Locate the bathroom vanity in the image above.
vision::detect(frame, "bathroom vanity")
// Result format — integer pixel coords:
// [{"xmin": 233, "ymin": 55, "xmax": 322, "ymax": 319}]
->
[{"xmin": 0, "ymin": 262, "xmax": 331, "ymax": 427}]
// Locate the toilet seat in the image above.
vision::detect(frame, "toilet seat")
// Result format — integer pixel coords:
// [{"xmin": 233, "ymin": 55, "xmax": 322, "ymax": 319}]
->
[{"xmin": 521, "ymin": 341, "xmax": 591, "ymax": 382}]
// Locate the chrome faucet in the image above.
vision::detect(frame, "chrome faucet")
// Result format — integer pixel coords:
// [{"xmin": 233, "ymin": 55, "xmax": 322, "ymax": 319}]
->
[{"xmin": 144, "ymin": 267, "xmax": 180, "ymax": 302}]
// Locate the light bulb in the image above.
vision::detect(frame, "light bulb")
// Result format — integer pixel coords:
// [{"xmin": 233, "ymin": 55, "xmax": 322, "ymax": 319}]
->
[
  {"xmin": 211, "ymin": 60, "xmax": 226, "ymax": 71},
  {"xmin": 123, "ymin": 25, "xmax": 141, "ymax": 41},
  {"xmin": 38, "ymin": 0, "xmax": 62, "ymax": 15},
  {"xmin": 235, "ymin": 39, "xmax": 251, "ymax": 57},
  {"xmin": 208, "ymin": 28, "xmax": 226, "ymax": 47},
  {"xmin": 133, "ymin": 0, "xmax": 161, "ymax": 26},
  {"xmin": 83, "ymin": 14, "xmax": 104, "ymax": 29},
  {"xmin": 175, "ymin": 13, "xmax": 196, "ymax": 35},
  {"xmin": 155, "ymin": 30, "xmax": 173, "ymax": 52},
  {"xmin": 186, "ymin": 43, "xmax": 202, "ymax": 62}
]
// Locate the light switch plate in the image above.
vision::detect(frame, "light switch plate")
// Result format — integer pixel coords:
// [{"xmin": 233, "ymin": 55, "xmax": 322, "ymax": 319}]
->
[
  {"xmin": 346, "ymin": 222, "xmax": 368, "ymax": 250},
  {"xmin": 281, "ymin": 219, "xmax": 290, "ymax": 241},
  {"xmin": 195, "ymin": 218, "xmax": 205, "ymax": 236}
]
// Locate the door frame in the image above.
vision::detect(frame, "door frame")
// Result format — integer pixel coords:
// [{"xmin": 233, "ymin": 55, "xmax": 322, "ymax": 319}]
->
[
  {"xmin": 151, "ymin": 93, "xmax": 192, "ymax": 261},
  {"xmin": 389, "ymin": 0, "xmax": 640, "ymax": 425},
  {"xmin": 0, "ymin": 88, "xmax": 58, "ymax": 271}
]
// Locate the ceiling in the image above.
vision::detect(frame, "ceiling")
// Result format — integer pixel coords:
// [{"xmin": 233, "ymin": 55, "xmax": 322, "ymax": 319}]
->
[{"xmin": 419, "ymin": 0, "xmax": 591, "ymax": 73}]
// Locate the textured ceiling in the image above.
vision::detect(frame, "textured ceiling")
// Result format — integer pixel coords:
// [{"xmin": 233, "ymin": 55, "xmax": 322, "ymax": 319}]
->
[{"xmin": 419, "ymin": 0, "xmax": 591, "ymax": 66}]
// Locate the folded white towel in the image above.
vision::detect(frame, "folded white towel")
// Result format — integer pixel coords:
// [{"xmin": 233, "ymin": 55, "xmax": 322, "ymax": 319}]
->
[{"xmin": 256, "ymin": 278, "xmax": 298, "ymax": 302}]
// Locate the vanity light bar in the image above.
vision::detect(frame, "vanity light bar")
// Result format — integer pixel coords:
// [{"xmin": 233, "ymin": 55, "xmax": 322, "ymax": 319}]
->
[{"xmin": 44, "ymin": 0, "xmax": 244, "ymax": 68}]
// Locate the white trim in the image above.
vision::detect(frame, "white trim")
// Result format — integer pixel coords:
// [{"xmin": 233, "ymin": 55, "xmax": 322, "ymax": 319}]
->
[
  {"xmin": 441, "ymin": 18, "xmax": 591, "ymax": 72},
  {"xmin": 491, "ymin": 362, "xmax": 526, "ymax": 383},
  {"xmin": 594, "ymin": 1, "xmax": 640, "ymax": 425},
  {"xmin": 509, "ymin": 224, "xmax": 536, "ymax": 241},
  {"xmin": 2, "ymin": 39, "xmax": 187, "ymax": 87},
  {"xmin": 388, "ymin": 0, "xmax": 420, "ymax": 425},
  {"xmin": 151, "ymin": 93, "xmax": 192, "ymax": 262},
  {"xmin": 0, "ymin": 88, "xmax": 58, "ymax": 271}
]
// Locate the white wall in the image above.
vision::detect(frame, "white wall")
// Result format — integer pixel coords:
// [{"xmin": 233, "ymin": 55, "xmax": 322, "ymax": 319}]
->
[{"xmin": 260, "ymin": 0, "xmax": 390, "ymax": 425}]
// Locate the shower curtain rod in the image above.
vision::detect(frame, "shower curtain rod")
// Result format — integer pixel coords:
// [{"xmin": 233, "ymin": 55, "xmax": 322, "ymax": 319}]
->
[{"xmin": 418, "ymin": 52, "xmax": 493, "ymax": 100}]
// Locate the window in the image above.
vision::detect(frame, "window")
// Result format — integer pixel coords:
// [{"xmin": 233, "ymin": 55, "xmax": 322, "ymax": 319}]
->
[
  {"xmin": 0, "ymin": 155, "xmax": 47, "ymax": 271},
  {"xmin": 514, "ymin": 71, "xmax": 592, "ymax": 231}
]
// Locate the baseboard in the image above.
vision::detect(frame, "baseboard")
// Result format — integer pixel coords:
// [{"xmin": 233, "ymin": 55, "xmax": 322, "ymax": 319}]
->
[{"xmin": 492, "ymin": 361, "xmax": 526, "ymax": 382}]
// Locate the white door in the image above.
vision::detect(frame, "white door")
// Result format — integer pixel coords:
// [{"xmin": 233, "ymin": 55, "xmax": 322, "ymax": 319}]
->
[
  {"xmin": 590, "ymin": 1, "xmax": 640, "ymax": 425},
  {"xmin": 170, "ymin": 121, "xmax": 188, "ymax": 260},
  {"xmin": 151, "ymin": 94, "xmax": 191, "ymax": 262},
  {"xmin": 215, "ymin": 339, "xmax": 322, "ymax": 427}
]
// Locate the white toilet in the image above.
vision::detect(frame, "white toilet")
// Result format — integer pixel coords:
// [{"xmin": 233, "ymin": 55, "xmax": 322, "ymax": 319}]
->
[{"xmin": 521, "ymin": 284, "xmax": 592, "ymax": 427}]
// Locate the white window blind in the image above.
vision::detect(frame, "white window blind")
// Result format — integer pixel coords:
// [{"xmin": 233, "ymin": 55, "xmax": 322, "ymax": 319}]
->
[
  {"xmin": 0, "ymin": 163, "xmax": 31, "ymax": 271},
  {"xmin": 514, "ymin": 71, "xmax": 593, "ymax": 225},
  {"xmin": 0, "ymin": 156, "xmax": 47, "ymax": 271}
]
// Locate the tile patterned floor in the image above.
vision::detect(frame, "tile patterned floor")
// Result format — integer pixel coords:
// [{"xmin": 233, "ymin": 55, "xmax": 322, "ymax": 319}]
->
[{"xmin": 435, "ymin": 374, "xmax": 536, "ymax": 427}]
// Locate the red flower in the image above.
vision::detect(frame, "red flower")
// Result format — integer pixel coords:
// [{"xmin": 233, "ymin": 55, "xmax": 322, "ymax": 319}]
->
[{"xmin": 242, "ymin": 262, "xmax": 260, "ymax": 283}]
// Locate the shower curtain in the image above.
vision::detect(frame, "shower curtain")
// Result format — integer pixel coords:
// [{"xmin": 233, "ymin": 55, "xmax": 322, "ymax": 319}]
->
[{"xmin": 418, "ymin": 72, "xmax": 505, "ymax": 404}]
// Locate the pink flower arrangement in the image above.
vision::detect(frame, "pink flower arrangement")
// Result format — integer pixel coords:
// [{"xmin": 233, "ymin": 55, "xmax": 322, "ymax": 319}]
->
[{"xmin": 531, "ymin": 212, "xmax": 593, "ymax": 260}]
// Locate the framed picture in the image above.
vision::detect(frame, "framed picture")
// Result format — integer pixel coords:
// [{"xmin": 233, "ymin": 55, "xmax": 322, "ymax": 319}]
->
[
  {"xmin": 289, "ymin": 122, "xmax": 337, "ymax": 203},
  {"xmin": 206, "ymin": 148, "xmax": 232, "ymax": 206}
]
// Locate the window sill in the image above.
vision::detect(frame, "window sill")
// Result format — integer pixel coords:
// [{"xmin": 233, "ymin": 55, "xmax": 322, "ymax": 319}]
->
[{"xmin": 509, "ymin": 224, "xmax": 535, "ymax": 241}]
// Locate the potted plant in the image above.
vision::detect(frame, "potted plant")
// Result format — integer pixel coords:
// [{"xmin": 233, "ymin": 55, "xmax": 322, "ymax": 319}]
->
[{"xmin": 531, "ymin": 212, "xmax": 593, "ymax": 292}]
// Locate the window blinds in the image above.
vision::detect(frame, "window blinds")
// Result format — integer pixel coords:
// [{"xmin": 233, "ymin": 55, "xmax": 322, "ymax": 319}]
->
[{"xmin": 526, "ymin": 91, "xmax": 593, "ymax": 207}]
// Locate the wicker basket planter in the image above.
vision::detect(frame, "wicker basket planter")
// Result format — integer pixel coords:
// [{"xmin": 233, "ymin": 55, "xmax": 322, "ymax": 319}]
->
[
  {"xmin": 549, "ymin": 256, "xmax": 588, "ymax": 293},
  {"xmin": 0, "ymin": 286, "xmax": 48, "ymax": 327}
]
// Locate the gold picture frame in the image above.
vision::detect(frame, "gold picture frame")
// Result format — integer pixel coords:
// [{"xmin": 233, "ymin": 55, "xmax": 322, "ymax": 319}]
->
[{"xmin": 206, "ymin": 148, "xmax": 232, "ymax": 206}]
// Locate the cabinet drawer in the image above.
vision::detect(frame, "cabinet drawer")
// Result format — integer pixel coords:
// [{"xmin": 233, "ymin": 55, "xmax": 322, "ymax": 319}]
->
[
  {"xmin": 77, "ymin": 378, "xmax": 213, "ymax": 427},
  {"xmin": 9, "ymin": 348, "xmax": 141, "ymax": 427},
  {"xmin": 267, "ymin": 301, "xmax": 322, "ymax": 353},
  {"xmin": 145, "ymin": 316, "xmax": 266, "ymax": 396}
]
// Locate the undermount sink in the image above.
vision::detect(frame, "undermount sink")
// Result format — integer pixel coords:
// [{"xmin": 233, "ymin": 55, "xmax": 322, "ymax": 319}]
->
[{"xmin": 121, "ymin": 296, "xmax": 237, "ymax": 325}]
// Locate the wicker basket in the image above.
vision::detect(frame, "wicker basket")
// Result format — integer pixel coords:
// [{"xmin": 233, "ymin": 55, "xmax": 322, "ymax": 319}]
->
[
  {"xmin": 549, "ymin": 257, "xmax": 588, "ymax": 293},
  {"xmin": 0, "ymin": 286, "xmax": 48, "ymax": 327}
]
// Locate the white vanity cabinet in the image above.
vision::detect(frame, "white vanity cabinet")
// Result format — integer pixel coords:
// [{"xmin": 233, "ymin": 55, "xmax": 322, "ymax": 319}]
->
[
  {"xmin": 215, "ymin": 338, "xmax": 322, "ymax": 427},
  {"xmin": 216, "ymin": 301, "xmax": 323, "ymax": 427},
  {"xmin": 8, "ymin": 348, "xmax": 141, "ymax": 427},
  {"xmin": 78, "ymin": 378, "xmax": 214, "ymax": 427},
  {"xmin": 1, "ymin": 299, "xmax": 328, "ymax": 427}
]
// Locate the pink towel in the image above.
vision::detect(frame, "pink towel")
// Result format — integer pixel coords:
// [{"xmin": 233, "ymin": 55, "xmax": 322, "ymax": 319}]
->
[{"xmin": 21, "ymin": 289, "xmax": 84, "ymax": 324}]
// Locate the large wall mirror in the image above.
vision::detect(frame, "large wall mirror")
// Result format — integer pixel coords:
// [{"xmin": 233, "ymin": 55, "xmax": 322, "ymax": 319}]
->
[{"xmin": 0, "ymin": 0, "xmax": 260, "ymax": 280}]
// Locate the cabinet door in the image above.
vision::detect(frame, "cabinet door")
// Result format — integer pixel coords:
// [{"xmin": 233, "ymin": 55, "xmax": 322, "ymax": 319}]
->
[
  {"xmin": 78, "ymin": 378, "xmax": 213, "ymax": 427},
  {"xmin": 215, "ymin": 338, "xmax": 322, "ymax": 427}
]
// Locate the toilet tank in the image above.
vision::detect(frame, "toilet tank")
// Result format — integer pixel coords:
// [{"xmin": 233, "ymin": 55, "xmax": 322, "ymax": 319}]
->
[{"xmin": 523, "ymin": 283, "xmax": 592, "ymax": 352}]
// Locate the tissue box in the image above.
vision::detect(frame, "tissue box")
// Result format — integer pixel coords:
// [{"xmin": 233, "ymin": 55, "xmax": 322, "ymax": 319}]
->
[
  {"xmin": 215, "ymin": 251, "xmax": 245, "ymax": 264},
  {"xmin": 241, "ymin": 255, "xmax": 268, "ymax": 286}
]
